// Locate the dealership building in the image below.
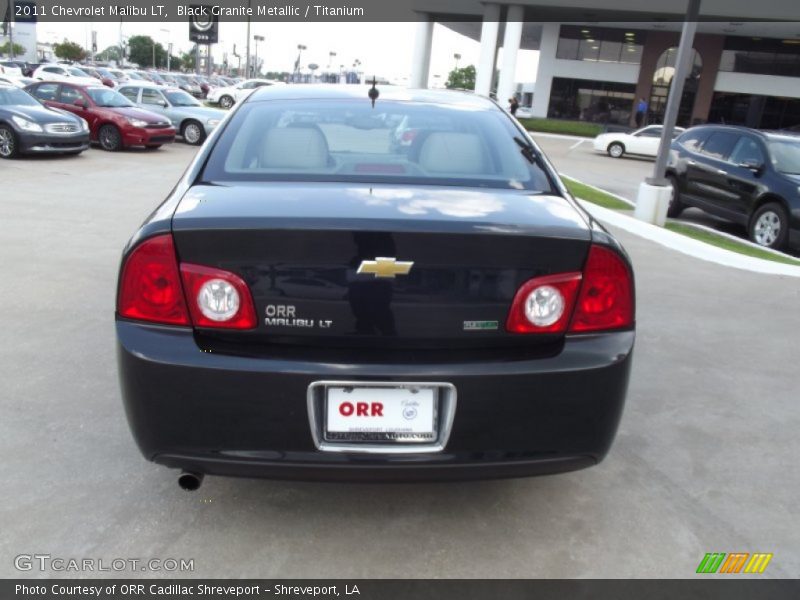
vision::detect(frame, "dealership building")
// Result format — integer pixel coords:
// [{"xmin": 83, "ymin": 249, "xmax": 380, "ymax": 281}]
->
[{"xmin": 410, "ymin": 0, "xmax": 800, "ymax": 129}]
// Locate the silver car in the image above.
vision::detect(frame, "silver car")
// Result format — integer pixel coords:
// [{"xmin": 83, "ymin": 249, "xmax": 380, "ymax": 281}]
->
[{"xmin": 117, "ymin": 84, "xmax": 224, "ymax": 145}]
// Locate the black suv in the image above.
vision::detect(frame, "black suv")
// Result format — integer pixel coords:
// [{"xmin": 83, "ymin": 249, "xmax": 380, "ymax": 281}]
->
[{"xmin": 666, "ymin": 125, "xmax": 800, "ymax": 250}]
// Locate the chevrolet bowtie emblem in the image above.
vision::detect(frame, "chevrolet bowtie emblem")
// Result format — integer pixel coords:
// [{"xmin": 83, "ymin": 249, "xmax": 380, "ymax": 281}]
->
[{"xmin": 357, "ymin": 257, "xmax": 414, "ymax": 279}]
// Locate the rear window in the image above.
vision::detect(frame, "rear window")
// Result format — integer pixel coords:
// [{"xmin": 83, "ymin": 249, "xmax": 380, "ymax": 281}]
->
[{"xmin": 201, "ymin": 99, "xmax": 553, "ymax": 191}]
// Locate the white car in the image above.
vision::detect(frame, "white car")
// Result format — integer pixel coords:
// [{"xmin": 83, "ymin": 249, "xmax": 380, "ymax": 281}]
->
[
  {"xmin": 207, "ymin": 78, "xmax": 283, "ymax": 109},
  {"xmin": 0, "ymin": 64, "xmax": 23, "ymax": 77},
  {"xmin": 0, "ymin": 75, "xmax": 36, "ymax": 88},
  {"xmin": 32, "ymin": 64, "xmax": 98, "ymax": 86},
  {"xmin": 592, "ymin": 125, "xmax": 686, "ymax": 159}
]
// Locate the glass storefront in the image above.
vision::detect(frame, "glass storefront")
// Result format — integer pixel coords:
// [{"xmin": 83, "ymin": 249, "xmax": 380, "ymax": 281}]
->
[
  {"xmin": 719, "ymin": 37, "xmax": 800, "ymax": 77},
  {"xmin": 708, "ymin": 93, "xmax": 800, "ymax": 130},
  {"xmin": 547, "ymin": 77, "xmax": 636, "ymax": 125},
  {"xmin": 556, "ymin": 25, "xmax": 644, "ymax": 65}
]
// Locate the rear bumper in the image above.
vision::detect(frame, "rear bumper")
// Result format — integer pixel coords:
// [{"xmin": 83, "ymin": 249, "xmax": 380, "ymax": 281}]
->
[{"xmin": 116, "ymin": 321, "xmax": 634, "ymax": 482}]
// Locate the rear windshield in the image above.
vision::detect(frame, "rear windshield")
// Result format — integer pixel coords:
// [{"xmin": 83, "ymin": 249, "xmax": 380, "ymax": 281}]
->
[{"xmin": 201, "ymin": 99, "xmax": 554, "ymax": 191}]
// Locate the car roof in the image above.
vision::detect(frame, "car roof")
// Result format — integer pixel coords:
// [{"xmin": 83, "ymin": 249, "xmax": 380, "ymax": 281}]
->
[{"xmin": 247, "ymin": 84, "xmax": 498, "ymax": 109}]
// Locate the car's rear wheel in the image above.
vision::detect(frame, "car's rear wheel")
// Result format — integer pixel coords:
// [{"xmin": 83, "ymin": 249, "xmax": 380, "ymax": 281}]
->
[
  {"xmin": 0, "ymin": 125, "xmax": 19, "ymax": 159},
  {"xmin": 98, "ymin": 124, "xmax": 122, "ymax": 151},
  {"xmin": 607, "ymin": 142, "xmax": 625, "ymax": 158},
  {"xmin": 181, "ymin": 120, "xmax": 205, "ymax": 146},
  {"xmin": 666, "ymin": 175, "xmax": 685, "ymax": 218},
  {"xmin": 219, "ymin": 95, "xmax": 234, "ymax": 109},
  {"xmin": 749, "ymin": 202, "xmax": 789, "ymax": 250}
]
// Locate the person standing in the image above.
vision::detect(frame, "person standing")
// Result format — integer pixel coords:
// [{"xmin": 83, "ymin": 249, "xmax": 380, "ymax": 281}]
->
[
  {"xmin": 635, "ymin": 97, "xmax": 648, "ymax": 127},
  {"xmin": 509, "ymin": 96, "xmax": 520, "ymax": 117}
]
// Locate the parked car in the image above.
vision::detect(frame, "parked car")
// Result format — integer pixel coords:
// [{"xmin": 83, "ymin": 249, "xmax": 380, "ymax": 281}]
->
[
  {"xmin": 80, "ymin": 66, "xmax": 115, "ymax": 88},
  {"xmin": 118, "ymin": 84, "xmax": 225, "ymax": 145},
  {"xmin": 32, "ymin": 64, "xmax": 98, "ymax": 87},
  {"xmin": 207, "ymin": 78, "xmax": 282, "ymax": 109},
  {"xmin": 0, "ymin": 83, "xmax": 90, "ymax": 158},
  {"xmin": 667, "ymin": 125, "xmax": 800, "ymax": 250},
  {"xmin": 593, "ymin": 125, "xmax": 686, "ymax": 159},
  {"xmin": 0, "ymin": 62, "xmax": 24, "ymax": 77},
  {"xmin": 115, "ymin": 85, "xmax": 635, "ymax": 488},
  {"xmin": 171, "ymin": 74, "xmax": 203, "ymax": 98},
  {"xmin": 25, "ymin": 81, "xmax": 175, "ymax": 151},
  {"xmin": 0, "ymin": 75, "xmax": 37, "ymax": 88}
]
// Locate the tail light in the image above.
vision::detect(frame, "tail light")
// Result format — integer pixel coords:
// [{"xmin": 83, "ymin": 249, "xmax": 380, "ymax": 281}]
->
[
  {"xmin": 117, "ymin": 234, "xmax": 257, "ymax": 329},
  {"xmin": 506, "ymin": 273, "xmax": 582, "ymax": 334},
  {"xmin": 569, "ymin": 244, "xmax": 634, "ymax": 332},
  {"xmin": 180, "ymin": 263, "xmax": 257, "ymax": 329},
  {"xmin": 506, "ymin": 245, "xmax": 633, "ymax": 334},
  {"xmin": 117, "ymin": 234, "xmax": 190, "ymax": 326}
]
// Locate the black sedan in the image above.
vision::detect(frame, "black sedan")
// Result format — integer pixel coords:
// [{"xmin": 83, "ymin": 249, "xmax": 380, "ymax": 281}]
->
[
  {"xmin": 667, "ymin": 125, "xmax": 800, "ymax": 250},
  {"xmin": 0, "ymin": 84, "xmax": 90, "ymax": 158},
  {"xmin": 116, "ymin": 86, "xmax": 635, "ymax": 488}
]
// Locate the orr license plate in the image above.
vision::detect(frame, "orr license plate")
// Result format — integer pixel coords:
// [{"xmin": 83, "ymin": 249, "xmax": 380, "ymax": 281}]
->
[{"xmin": 325, "ymin": 386, "xmax": 436, "ymax": 443}]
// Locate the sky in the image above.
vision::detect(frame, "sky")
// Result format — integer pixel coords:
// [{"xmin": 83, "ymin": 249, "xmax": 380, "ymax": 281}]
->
[{"xmin": 32, "ymin": 21, "xmax": 539, "ymax": 83}]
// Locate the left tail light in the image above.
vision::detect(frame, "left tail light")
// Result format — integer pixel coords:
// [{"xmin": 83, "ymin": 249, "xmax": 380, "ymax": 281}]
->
[
  {"xmin": 118, "ymin": 234, "xmax": 190, "ymax": 325},
  {"xmin": 117, "ymin": 234, "xmax": 257, "ymax": 329},
  {"xmin": 180, "ymin": 263, "xmax": 257, "ymax": 329}
]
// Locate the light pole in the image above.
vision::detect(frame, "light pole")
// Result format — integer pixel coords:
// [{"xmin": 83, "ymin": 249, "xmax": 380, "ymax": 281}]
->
[
  {"xmin": 295, "ymin": 44, "xmax": 306, "ymax": 82},
  {"xmin": 253, "ymin": 35, "xmax": 264, "ymax": 78},
  {"xmin": 328, "ymin": 51, "xmax": 336, "ymax": 69},
  {"xmin": 244, "ymin": 0, "xmax": 251, "ymax": 79},
  {"xmin": 160, "ymin": 28, "xmax": 170, "ymax": 70},
  {"xmin": 454, "ymin": 53, "xmax": 461, "ymax": 70},
  {"xmin": 353, "ymin": 58, "xmax": 361, "ymax": 84}
]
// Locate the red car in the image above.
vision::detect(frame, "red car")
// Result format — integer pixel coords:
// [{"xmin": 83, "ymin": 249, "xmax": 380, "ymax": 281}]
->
[{"xmin": 25, "ymin": 81, "xmax": 176, "ymax": 151}]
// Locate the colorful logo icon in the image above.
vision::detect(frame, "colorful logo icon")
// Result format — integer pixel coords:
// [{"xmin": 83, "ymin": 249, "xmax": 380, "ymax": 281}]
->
[{"xmin": 696, "ymin": 553, "xmax": 773, "ymax": 574}]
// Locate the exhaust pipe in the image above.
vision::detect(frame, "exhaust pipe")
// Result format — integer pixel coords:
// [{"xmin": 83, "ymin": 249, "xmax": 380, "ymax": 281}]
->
[{"xmin": 178, "ymin": 471, "xmax": 204, "ymax": 491}]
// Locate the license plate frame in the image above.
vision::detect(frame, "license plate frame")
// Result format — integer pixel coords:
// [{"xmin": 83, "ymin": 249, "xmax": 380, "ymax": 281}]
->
[{"xmin": 307, "ymin": 381, "xmax": 457, "ymax": 454}]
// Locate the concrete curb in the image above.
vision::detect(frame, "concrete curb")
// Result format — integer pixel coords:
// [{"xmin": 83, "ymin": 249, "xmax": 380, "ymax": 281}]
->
[{"xmin": 576, "ymin": 200, "xmax": 800, "ymax": 278}]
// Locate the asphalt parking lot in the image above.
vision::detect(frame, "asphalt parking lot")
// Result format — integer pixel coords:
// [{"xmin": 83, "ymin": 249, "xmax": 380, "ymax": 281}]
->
[{"xmin": 1, "ymin": 144, "xmax": 798, "ymax": 579}]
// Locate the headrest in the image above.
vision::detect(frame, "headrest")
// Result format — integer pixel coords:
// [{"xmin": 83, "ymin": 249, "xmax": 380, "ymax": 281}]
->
[
  {"xmin": 418, "ymin": 132, "xmax": 485, "ymax": 174},
  {"xmin": 260, "ymin": 126, "xmax": 329, "ymax": 169}
]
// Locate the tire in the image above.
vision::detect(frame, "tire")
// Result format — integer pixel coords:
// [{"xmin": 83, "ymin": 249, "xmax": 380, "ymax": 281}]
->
[
  {"xmin": 607, "ymin": 142, "xmax": 625, "ymax": 158},
  {"xmin": 98, "ymin": 124, "xmax": 122, "ymax": 151},
  {"xmin": 749, "ymin": 202, "xmax": 789, "ymax": 250},
  {"xmin": 666, "ymin": 175, "xmax": 685, "ymax": 218},
  {"xmin": 181, "ymin": 120, "xmax": 205, "ymax": 146},
  {"xmin": 0, "ymin": 125, "xmax": 19, "ymax": 159},
  {"xmin": 219, "ymin": 95, "xmax": 234, "ymax": 109}
]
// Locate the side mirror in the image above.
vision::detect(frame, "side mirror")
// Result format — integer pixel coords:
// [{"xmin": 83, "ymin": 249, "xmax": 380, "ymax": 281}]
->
[{"xmin": 739, "ymin": 159, "xmax": 764, "ymax": 175}]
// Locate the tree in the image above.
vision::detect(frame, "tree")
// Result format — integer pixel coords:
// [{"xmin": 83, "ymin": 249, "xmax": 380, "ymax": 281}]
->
[
  {"xmin": 179, "ymin": 50, "xmax": 196, "ymax": 72},
  {"xmin": 53, "ymin": 40, "xmax": 86, "ymax": 62},
  {"xmin": 127, "ymin": 35, "xmax": 167, "ymax": 68},
  {"xmin": 99, "ymin": 45, "xmax": 123, "ymax": 63},
  {"xmin": 445, "ymin": 65, "xmax": 476, "ymax": 91},
  {"xmin": 0, "ymin": 41, "xmax": 25, "ymax": 57}
]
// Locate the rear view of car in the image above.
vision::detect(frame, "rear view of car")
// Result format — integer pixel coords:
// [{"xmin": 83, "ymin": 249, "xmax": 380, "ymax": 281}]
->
[{"xmin": 116, "ymin": 86, "xmax": 635, "ymax": 488}]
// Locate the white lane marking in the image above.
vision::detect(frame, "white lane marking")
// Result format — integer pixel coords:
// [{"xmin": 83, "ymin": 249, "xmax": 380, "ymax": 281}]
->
[{"xmin": 568, "ymin": 139, "xmax": 586, "ymax": 152}]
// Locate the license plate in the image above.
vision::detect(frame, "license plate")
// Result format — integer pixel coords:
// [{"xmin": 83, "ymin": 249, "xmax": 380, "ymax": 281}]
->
[{"xmin": 325, "ymin": 386, "xmax": 436, "ymax": 442}]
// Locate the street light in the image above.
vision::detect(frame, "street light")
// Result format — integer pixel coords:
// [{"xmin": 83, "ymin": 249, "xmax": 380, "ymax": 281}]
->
[
  {"xmin": 295, "ymin": 44, "xmax": 307, "ymax": 81},
  {"xmin": 454, "ymin": 53, "xmax": 461, "ymax": 70},
  {"xmin": 160, "ymin": 28, "xmax": 170, "ymax": 70},
  {"xmin": 253, "ymin": 35, "xmax": 264, "ymax": 78},
  {"xmin": 328, "ymin": 51, "xmax": 336, "ymax": 69}
]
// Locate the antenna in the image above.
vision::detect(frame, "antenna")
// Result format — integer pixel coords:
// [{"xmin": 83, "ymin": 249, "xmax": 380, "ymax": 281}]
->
[{"xmin": 368, "ymin": 76, "xmax": 379, "ymax": 108}]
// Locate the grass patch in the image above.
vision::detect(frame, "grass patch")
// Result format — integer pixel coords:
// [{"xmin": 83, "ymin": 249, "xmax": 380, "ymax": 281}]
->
[
  {"xmin": 665, "ymin": 222, "xmax": 800, "ymax": 266},
  {"xmin": 519, "ymin": 118, "xmax": 604, "ymax": 138},
  {"xmin": 562, "ymin": 177, "xmax": 633, "ymax": 211}
]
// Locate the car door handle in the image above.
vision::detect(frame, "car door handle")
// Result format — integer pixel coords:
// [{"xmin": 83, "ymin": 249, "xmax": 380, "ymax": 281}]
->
[
  {"xmin": 716, "ymin": 168, "xmax": 729, "ymax": 176},
  {"xmin": 687, "ymin": 160, "xmax": 697, "ymax": 166}
]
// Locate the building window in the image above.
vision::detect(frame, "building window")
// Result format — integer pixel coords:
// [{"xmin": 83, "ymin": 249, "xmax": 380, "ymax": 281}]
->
[
  {"xmin": 719, "ymin": 36, "xmax": 800, "ymax": 77},
  {"xmin": 547, "ymin": 77, "xmax": 636, "ymax": 125},
  {"xmin": 708, "ymin": 92, "xmax": 800, "ymax": 130},
  {"xmin": 556, "ymin": 25, "xmax": 644, "ymax": 65}
]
